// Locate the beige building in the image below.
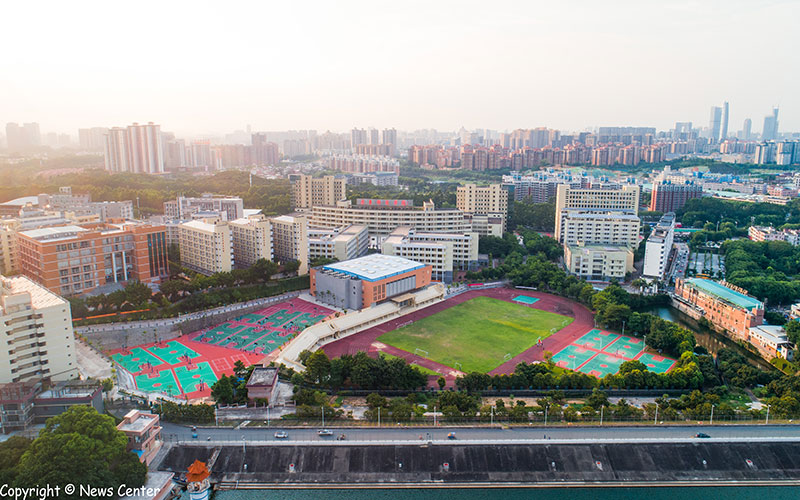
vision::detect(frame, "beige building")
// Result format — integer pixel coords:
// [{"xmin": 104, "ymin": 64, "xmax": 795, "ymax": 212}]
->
[
  {"xmin": 456, "ymin": 184, "xmax": 508, "ymax": 215},
  {"xmin": 464, "ymin": 213, "xmax": 505, "ymax": 237},
  {"xmin": 0, "ymin": 227, "xmax": 17, "ymax": 276},
  {"xmin": 308, "ymin": 224, "xmax": 369, "ymax": 262},
  {"xmin": 309, "ymin": 200, "xmax": 470, "ymax": 241},
  {"xmin": 564, "ymin": 244, "xmax": 634, "ymax": 280},
  {"xmin": 229, "ymin": 214, "xmax": 273, "ymax": 269},
  {"xmin": 559, "ymin": 212, "xmax": 640, "ymax": 248},
  {"xmin": 555, "ymin": 184, "xmax": 640, "ymax": 243},
  {"xmin": 271, "ymin": 215, "xmax": 309, "ymax": 275},
  {"xmin": 382, "ymin": 226, "xmax": 478, "ymax": 283},
  {"xmin": 178, "ymin": 218, "xmax": 232, "ymax": 275},
  {"xmin": 292, "ymin": 175, "xmax": 347, "ymax": 210},
  {"xmin": 0, "ymin": 275, "xmax": 79, "ymax": 384}
]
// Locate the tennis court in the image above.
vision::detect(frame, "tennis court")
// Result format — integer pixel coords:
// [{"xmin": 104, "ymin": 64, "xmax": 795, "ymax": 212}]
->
[
  {"xmin": 112, "ymin": 347, "xmax": 162, "ymax": 373},
  {"xmin": 135, "ymin": 369, "xmax": 180, "ymax": 396},
  {"xmin": 638, "ymin": 352, "xmax": 676, "ymax": 373},
  {"xmin": 552, "ymin": 344, "xmax": 597, "ymax": 370},
  {"xmin": 175, "ymin": 362, "xmax": 217, "ymax": 394},
  {"xmin": 148, "ymin": 340, "xmax": 200, "ymax": 365},
  {"xmin": 579, "ymin": 354, "xmax": 626, "ymax": 378},
  {"xmin": 512, "ymin": 295, "xmax": 540, "ymax": 305},
  {"xmin": 574, "ymin": 329, "xmax": 619, "ymax": 350}
]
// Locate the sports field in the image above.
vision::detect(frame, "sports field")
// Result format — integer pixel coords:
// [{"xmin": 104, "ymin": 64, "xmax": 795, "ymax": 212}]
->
[{"xmin": 377, "ymin": 296, "xmax": 573, "ymax": 373}]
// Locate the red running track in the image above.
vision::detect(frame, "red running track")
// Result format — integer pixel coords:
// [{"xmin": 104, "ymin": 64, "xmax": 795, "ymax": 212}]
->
[{"xmin": 320, "ymin": 287, "xmax": 595, "ymax": 387}]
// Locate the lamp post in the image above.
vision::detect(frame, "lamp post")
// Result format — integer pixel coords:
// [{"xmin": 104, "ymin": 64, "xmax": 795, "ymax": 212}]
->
[
  {"xmin": 710, "ymin": 404, "xmax": 715, "ymax": 426},
  {"xmin": 766, "ymin": 405, "xmax": 770, "ymax": 425},
  {"xmin": 544, "ymin": 404, "xmax": 549, "ymax": 427},
  {"xmin": 654, "ymin": 403, "xmax": 658, "ymax": 425}
]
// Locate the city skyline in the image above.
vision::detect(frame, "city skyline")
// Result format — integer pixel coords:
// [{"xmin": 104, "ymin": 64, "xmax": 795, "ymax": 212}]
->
[{"xmin": 1, "ymin": 0, "xmax": 797, "ymax": 136}]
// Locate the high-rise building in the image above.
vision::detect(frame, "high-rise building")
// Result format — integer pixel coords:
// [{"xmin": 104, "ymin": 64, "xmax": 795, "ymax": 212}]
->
[
  {"xmin": 5, "ymin": 123, "xmax": 41, "ymax": 152},
  {"xmin": 381, "ymin": 128, "xmax": 397, "ymax": 155},
  {"xmin": 456, "ymin": 184, "xmax": 508, "ymax": 216},
  {"xmin": 178, "ymin": 218, "xmax": 233, "ymax": 275},
  {"xmin": 0, "ymin": 275, "xmax": 79, "ymax": 384},
  {"xmin": 17, "ymin": 222, "xmax": 169, "ymax": 296},
  {"xmin": 742, "ymin": 118, "xmax": 752, "ymax": 140},
  {"xmin": 229, "ymin": 214, "xmax": 273, "ymax": 269},
  {"xmin": 649, "ymin": 180, "xmax": 702, "ymax": 212},
  {"xmin": 709, "ymin": 106, "xmax": 722, "ymax": 142},
  {"xmin": 103, "ymin": 122, "xmax": 164, "ymax": 174},
  {"xmin": 270, "ymin": 215, "xmax": 309, "ymax": 275},
  {"xmin": 721, "ymin": 101, "xmax": 729, "ymax": 140},
  {"xmin": 78, "ymin": 127, "xmax": 109, "ymax": 151},
  {"xmin": 367, "ymin": 128, "xmax": 380, "ymax": 145},
  {"xmin": 250, "ymin": 134, "xmax": 280, "ymax": 166},
  {"xmin": 350, "ymin": 128, "xmax": 367, "ymax": 148},
  {"xmin": 382, "ymin": 226, "xmax": 478, "ymax": 283},
  {"xmin": 291, "ymin": 175, "xmax": 347, "ymax": 210},
  {"xmin": 762, "ymin": 107, "xmax": 780, "ymax": 141},
  {"xmin": 643, "ymin": 212, "xmax": 676, "ymax": 279},
  {"xmin": 308, "ymin": 224, "xmax": 369, "ymax": 263},
  {"xmin": 163, "ymin": 195, "xmax": 244, "ymax": 221}
]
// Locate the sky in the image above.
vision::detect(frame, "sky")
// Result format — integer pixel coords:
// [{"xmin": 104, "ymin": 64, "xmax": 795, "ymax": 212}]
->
[{"xmin": 1, "ymin": 0, "xmax": 797, "ymax": 137}]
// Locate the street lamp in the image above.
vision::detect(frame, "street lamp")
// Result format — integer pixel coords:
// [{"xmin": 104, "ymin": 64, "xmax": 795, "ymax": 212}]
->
[
  {"xmin": 654, "ymin": 403, "xmax": 658, "ymax": 425},
  {"xmin": 766, "ymin": 404, "xmax": 771, "ymax": 425},
  {"xmin": 710, "ymin": 404, "xmax": 715, "ymax": 426}
]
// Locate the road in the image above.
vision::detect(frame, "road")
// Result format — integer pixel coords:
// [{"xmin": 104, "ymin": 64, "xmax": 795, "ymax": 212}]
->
[{"xmin": 163, "ymin": 422, "xmax": 800, "ymax": 443}]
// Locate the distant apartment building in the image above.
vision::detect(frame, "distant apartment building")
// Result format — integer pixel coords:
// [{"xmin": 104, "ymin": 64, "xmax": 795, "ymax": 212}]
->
[
  {"xmin": 309, "ymin": 199, "xmax": 470, "ymax": 242},
  {"xmin": 501, "ymin": 172, "xmax": 582, "ymax": 203},
  {"xmin": 0, "ymin": 275, "xmax": 79, "ymax": 384},
  {"xmin": 748, "ymin": 226, "xmax": 800, "ymax": 245},
  {"xmin": 229, "ymin": 214, "xmax": 273, "ymax": 269},
  {"xmin": 17, "ymin": 222, "xmax": 169, "ymax": 296},
  {"xmin": 250, "ymin": 134, "xmax": 281, "ymax": 166},
  {"xmin": 382, "ymin": 226, "xmax": 478, "ymax": 283},
  {"xmin": 103, "ymin": 122, "xmax": 165, "ymax": 174},
  {"xmin": 270, "ymin": 215, "xmax": 309, "ymax": 275},
  {"xmin": 178, "ymin": 219, "xmax": 233, "ymax": 275},
  {"xmin": 456, "ymin": 184, "xmax": 508, "ymax": 216},
  {"xmin": 325, "ymin": 154, "xmax": 399, "ymax": 174},
  {"xmin": 649, "ymin": 180, "xmax": 703, "ymax": 212},
  {"xmin": 564, "ymin": 244, "xmax": 633, "ymax": 281},
  {"xmin": 407, "ymin": 145, "xmax": 460, "ymax": 168},
  {"xmin": 291, "ymin": 175, "xmax": 347, "ymax": 210},
  {"xmin": 643, "ymin": 213, "xmax": 676, "ymax": 279},
  {"xmin": 164, "ymin": 195, "xmax": 244, "ymax": 221},
  {"xmin": 674, "ymin": 278, "xmax": 764, "ymax": 341},
  {"xmin": 347, "ymin": 172, "xmax": 398, "ymax": 187},
  {"xmin": 37, "ymin": 187, "xmax": 134, "ymax": 222},
  {"xmin": 308, "ymin": 225, "xmax": 369, "ymax": 262},
  {"xmin": 78, "ymin": 127, "xmax": 109, "ymax": 151},
  {"xmin": 5, "ymin": 123, "xmax": 41, "ymax": 152}
]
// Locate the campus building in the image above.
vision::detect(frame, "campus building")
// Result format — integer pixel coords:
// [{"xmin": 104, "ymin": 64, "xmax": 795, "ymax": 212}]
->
[
  {"xmin": 291, "ymin": 174, "xmax": 347, "ymax": 210},
  {"xmin": 748, "ymin": 325, "xmax": 794, "ymax": 361},
  {"xmin": 37, "ymin": 187, "xmax": 134, "ymax": 222},
  {"xmin": 564, "ymin": 244, "xmax": 633, "ymax": 281},
  {"xmin": 117, "ymin": 410, "xmax": 163, "ymax": 465},
  {"xmin": 310, "ymin": 254, "xmax": 432, "ymax": 310},
  {"xmin": 178, "ymin": 219, "xmax": 233, "ymax": 275},
  {"xmin": 270, "ymin": 215, "xmax": 309, "ymax": 275},
  {"xmin": 649, "ymin": 180, "xmax": 703, "ymax": 212},
  {"xmin": 748, "ymin": 225, "xmax": 800, "ymax": 245},
  {"xmin": 0, "ymin": 275, "xmax": 79, "ymax": 384},
  {"xmin": 382, "ymin": 226, "xmax": 478, "ymax": 283},
  {"xmin": 347, "ymin": 172, "xmax": 399, "ymax": 187},
  {"xmin": 308, "ymin": 224, "xmax": 369, "ymax": 263},
  {"xmin": 555, "ymin": 184, "xmax": 640, "ymax": 240},
  {"xmin": 164, "ymin": 195, "xmax": 244, "ymax": 221},
  {"xmin": 643, "ymin": 212, "xmax": 676, "ymax": 279},
  {"xmin": 456, "ymin": 184, "xmax": 508, "ymax": 216},
  {"xmin": 0, "ymin": 380, "xmax": 103, "ymax": 434},
  {"xmin": 229, "ymin": 214, "xmax": 273, "ymax": 269},
  {"xmin": 17, "ymin": 221, "xmax": 169, "ymax": 296},
  {"xmin": 674, "ymin": 278, "xmax": 765, "ymax": 341},
  {"xmin": 308, "ymin": 199, "xmax": 471, "ymax": 242}
]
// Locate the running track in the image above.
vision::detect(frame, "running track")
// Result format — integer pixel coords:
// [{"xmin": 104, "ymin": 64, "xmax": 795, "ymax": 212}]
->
[{"xmin": 320, "ymin": 287, "xmax": 595, "ymax": 387}]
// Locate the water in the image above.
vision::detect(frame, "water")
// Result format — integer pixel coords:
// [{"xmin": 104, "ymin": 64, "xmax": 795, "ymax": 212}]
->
[
  {"xmin": 643, "ymin": 306, "xmax": 772, "ymax": 370},
  {"xmin": 208, "ymin": 486, "xmax": 799, "ymax": 499}
]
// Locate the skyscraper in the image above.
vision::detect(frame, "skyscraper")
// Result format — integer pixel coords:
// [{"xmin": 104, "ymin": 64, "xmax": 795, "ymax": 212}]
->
[
  {"xmin": 103, "ymin": 122, "xmax": 164, "ymax": 174},
  {"xmin": 762, "ymin": 107, "xmax": 780, "ymax": 141},
  {"xmin": 742, "ymin": 118, "xmax": 752, "ymax": 140},
  {"xmin": 5, "ymin": 122, "xmax": 41, "ymax": 152},
  {"xmin": 351, "ymin": 128, "xmax": 367, "ymax": 148},
  {"xmin": 709, "ymin": 106, "xmax": 722, "ymax": 142},
  {"xmin": 720, "ymin": 101, "xmax": 729, "ymax": 140}
]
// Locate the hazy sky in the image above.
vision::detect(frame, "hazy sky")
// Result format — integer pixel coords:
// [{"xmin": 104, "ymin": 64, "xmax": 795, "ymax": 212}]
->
[{"xmin": 2, "ymin": 0, "xmax": 797, "ymax": 137}]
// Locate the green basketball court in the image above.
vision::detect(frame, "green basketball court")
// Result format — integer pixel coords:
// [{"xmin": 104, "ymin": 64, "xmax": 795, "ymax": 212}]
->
[
  {"xmin": 552, "ymin": 344, "xmax": 597, "ymax": 370},
  {"xmin": 135, "ymin": 369, "xmax": 181, "ymax": 396},
  {"xmin": 174, "ymin": 362, "xmax": 217, "ymax": 393},
  {"xmin": 148, "ymin": 340, "xmax": 200, "ymax": 365},
  {"xmin": 264, "ymin": 309, "xmax": 302, "ymax": 327},
  {"xmin": 579, "ymin": 353, "xmax": 626, "ymax": 378},
  {"xmin": 113, "ymin": 347, "xmax": 162, "ymax": 373},
  {"xmin": 216, "ymin": 326, "xmax": 263, "ymax": 350},
  {"xmin": 574, "ymin": 329, "xmax": 619, "ymax": 350},
  {"xmin": 239, "ymin": 313, "xmax": 266, "ymax": 322},
  {"xmin": 201, "ymin": 323, "xmax": 243, "ymax": 343},
  {"xmin": 637, "ymin": 352, "xmax": 676, "ymax": 373},
  {"xmin": 605, "ymin": 335, "xmax": 644, "ymax": 360}
]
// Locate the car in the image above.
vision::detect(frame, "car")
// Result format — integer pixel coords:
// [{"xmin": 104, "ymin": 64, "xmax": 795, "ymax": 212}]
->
[
  {"xmin": 695, "ymin": 432, "xmax": 710, "ymax": 438},
  {"xmin": 318, "ymin": 429, "xmax": 334, "ymax": 436},
  {"xmin": 274, "ymin": 431, "xmax": 288, "ymax": 439}
]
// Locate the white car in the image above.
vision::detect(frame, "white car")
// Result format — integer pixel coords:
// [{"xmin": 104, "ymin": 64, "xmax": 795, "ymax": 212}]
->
[
  {"xmin": 318, "ymin": 429, "xmax": 334, "ymax": 436},
  {"xmin": 274, "ymin": 431, "xmax": 289, "ymax": 439}
]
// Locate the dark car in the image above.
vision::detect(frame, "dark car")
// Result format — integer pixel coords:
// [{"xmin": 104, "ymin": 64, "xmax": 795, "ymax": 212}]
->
[{"xmin": 695, "ymin": 432, "xmax": 710, "ymax": 438}]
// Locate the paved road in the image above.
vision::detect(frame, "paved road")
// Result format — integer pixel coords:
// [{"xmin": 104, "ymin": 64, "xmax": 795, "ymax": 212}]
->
[{"xmin": 163, "ymin": 422, "xmax": 800, "ymax": 443}]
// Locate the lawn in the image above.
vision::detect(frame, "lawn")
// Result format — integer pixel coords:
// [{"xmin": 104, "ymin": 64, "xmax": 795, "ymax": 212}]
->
[{"xmin": 378, "ymin": 296, "xmax": 572, "ymax": 373}]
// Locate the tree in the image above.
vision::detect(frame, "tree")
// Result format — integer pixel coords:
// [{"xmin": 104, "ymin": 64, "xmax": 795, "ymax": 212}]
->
[
  {"xmin": 437, "ymin": 377, "xmax": 446, "ymax": 390},
  {"xmin": 304, "ymin": 351, "xmax": 331, "ymax": 385},
  {"xmin": 0, "ymin": 436, "xmax": 30, "ymax": 485},
  {"xmin": 211, "ymin": 375, "xmax": 235, "ymax": 404},
  {"xmin": 585, "ymin": 389, "xmax": 609, "ymax": 409},
  {"xmin": 15, "ymin": 406, "xmax": 146, "ymax": 495}
]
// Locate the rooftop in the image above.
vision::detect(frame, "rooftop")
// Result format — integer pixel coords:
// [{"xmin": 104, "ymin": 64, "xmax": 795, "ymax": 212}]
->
[
  {"xmin": 0, "ymin": 196, "xmax": 39, "ymax": 207},
  {"xmin": 321, "ymin": 254, "xmax": 426, "ymax": 282},
  {"xmin": 117, "ymin": 410, "xmax": 159, "ymax": 433},
  {"xmin": 1, "ymin": 275, "xmax": 66, "ymax": 309},
  {"xmin": 246, "ymin": 366, "xmax": 278, "ymax": 387},
  {"xmin": 19, "ymin": 225, "xmax": 87, "ymax": 242},
  {"xmin": 749, "ymin": 325, "xmax": 790, "ymax": 345},
  {"xmin": 180, "ymin": 219, "xmax": 225, "ymax": 231},
  {"xmin": 684, "ymin": 278, "xmax": 763, "ymax": 311}
]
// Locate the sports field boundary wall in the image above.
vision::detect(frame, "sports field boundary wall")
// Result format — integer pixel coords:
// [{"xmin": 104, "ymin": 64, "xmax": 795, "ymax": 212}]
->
[{"xmin": 78, "ymin": 291, "xmax": 303, "ymax": 350}]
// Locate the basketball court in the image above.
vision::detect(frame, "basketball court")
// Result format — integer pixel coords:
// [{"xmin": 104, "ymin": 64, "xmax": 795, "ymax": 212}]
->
[
  {"xmin": 174, "ymin": 362, "xmax": 217, "ymax": 394},
  {"xmin": 512, "ymin": 295, "xmax": 539, "ymax": 305},
  {"xmin": 148, "ymin": 340, "xmax": 200, "ymax": 365},
  {"xmin": 112, "ymin": 347, "xmax": 162, "ymax": 373},
  {"xmin": 135, "ymin": 368, "xmax": 180, "ymax": 396}
]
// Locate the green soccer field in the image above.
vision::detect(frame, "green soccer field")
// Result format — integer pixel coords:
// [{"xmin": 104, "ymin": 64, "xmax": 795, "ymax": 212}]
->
[{"xmin": 377, "ymin": 296, "xmax": 573, "ymax": 373}]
